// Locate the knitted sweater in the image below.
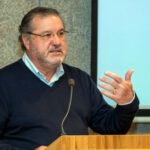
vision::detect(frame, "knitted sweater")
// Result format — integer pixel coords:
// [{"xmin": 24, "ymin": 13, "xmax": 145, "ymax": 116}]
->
[{"xmin": 0, "ymin": 59, "xmax": 139, "ymax": 150}]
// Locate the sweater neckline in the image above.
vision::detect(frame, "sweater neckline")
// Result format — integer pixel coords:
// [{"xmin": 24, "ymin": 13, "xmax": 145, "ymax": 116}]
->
[{"xmin": 18, "ymin": 59, "xmax": 67, "ymax": 89}]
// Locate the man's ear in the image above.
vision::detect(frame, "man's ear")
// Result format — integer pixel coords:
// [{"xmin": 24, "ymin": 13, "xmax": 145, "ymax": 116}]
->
[{"xmin": 22, "ymin": 34, "xmax": 30, "ymax": 50}]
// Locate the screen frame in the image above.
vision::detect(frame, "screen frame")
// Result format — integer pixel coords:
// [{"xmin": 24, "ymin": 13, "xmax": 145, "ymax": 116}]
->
[{"xmin": 91, "ymin": 0, "xmax": 150, "ymax": 117}]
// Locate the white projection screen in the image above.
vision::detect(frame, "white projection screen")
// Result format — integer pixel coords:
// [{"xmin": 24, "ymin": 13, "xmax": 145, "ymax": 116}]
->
[{"xmin": 96, "ymin": 0, "xmax": 150, "ymax": 111}]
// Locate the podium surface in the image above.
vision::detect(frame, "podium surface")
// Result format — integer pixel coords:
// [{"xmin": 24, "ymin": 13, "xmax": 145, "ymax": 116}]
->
[{"xmin": 46, "ymin": 135, "xmax": 150, "ymax": 150}]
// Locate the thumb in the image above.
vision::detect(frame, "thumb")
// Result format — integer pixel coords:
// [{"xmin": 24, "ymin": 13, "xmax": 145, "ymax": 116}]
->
[{"xmin": 125, "ymin": 69, "xmax": 134, "ymax": 81}]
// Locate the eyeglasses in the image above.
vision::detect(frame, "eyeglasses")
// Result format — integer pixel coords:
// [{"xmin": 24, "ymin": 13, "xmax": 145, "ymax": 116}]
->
[{"xmin": 26, "ymin": 29, "xmax": 69, "ymax": 40}]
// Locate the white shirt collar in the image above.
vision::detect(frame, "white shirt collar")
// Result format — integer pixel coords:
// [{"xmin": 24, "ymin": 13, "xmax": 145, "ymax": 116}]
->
[{"xmin": 22, "ymin": 52, "xmax": 64, "ymax": 86}]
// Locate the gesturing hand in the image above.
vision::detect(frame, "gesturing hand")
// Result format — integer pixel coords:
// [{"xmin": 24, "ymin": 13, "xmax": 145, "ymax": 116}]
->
[{"xmin": 99, "ymin": 69, "xmax": 134, "ymax": 105}]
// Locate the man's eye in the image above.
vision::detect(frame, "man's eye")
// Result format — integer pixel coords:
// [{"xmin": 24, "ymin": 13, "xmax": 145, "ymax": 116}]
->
[
  {"xmin": 58, "ymin": 31, "xmax": 65, "ymax": 36},
  {"xmin": 43, "ymin": 33, "xmax": 52, "ymax": 37}
]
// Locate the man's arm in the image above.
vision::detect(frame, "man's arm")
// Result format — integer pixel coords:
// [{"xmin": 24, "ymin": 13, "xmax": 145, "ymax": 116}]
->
[
  {"xmin": 88, "ymin": 69, "xmax": 139, "ymax": 134},
  {"xmin": 0, "ymin": 142, "xmax": 47, "ymax": 150},
  {"xmin": 0, "ymin": 92, "xmax": 27, "ymax": 150},
  {"xmin": 0, "ymin": 143, "xmax": 28, "ymax": 150}
]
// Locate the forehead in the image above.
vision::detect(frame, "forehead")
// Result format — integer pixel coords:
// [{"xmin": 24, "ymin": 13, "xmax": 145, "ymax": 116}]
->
[{"xmin": 31, "ymin": 15, "xmax": 64, "ymax": 32}]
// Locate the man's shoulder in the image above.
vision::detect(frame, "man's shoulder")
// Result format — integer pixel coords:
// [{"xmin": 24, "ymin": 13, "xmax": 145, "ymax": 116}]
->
[
  {"xmin": 63, "ymin": 63, "xmax": 89, "ymax": 77},
  {"xmin": 62, "ymin": 63, "xmax": 94, "ymax": 86},
  {"xmin": 0, "ymin": 59, "xmax": 23, "ymax": 78}
]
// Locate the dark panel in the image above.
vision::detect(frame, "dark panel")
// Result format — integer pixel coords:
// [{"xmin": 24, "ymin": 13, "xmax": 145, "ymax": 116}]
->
[{"xmin": 91, "ymin": 0, "xmax": 98, "ymax": 83}]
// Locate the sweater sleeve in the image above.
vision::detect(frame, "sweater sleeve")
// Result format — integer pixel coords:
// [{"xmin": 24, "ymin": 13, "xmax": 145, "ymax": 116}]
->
[
  {"xmin": 0, "ymin": 88, "xmax": 9, "ymax": 137},
  {"xmin": 0, "ymin": 143, "xmax": 28, "ymax": 150},
  {"xmin": 88, "ymin": 77, "xmax": 139, "ymax": 134},
  {"xmin": 0, "ymin": 90, "xmax": 28, "ymax": 150}
]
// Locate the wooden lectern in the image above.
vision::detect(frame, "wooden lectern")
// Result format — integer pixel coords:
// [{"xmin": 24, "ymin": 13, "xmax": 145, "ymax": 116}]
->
[{"xmin": 46, "ymin": 135, "xmax": 150, "ymax": 150}]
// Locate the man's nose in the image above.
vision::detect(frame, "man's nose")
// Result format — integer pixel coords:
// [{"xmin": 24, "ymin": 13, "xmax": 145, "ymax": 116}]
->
[{"xmin": 50, "ymin": 34, "xmax": 61, "ymax": 46}]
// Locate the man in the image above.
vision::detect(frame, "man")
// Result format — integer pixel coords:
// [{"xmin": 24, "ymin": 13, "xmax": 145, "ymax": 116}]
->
[{"xmin": 0, "ymin": 7, "xmax": 139, "ymax": 150}]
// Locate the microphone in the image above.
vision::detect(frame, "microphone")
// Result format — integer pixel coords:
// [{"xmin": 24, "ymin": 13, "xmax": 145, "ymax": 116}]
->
[
  {"xmin": 68, "ymin": 78, "xmax": 75, "ymax": 87},
  {"xmin": 61, "ymin": 78, "xmax": 75, "ymax": 135}
]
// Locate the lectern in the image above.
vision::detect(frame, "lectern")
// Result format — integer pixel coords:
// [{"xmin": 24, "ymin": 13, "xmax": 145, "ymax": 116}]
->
[{"xmin": 46, "ymin": 135, "xmax": 150, "ymax": 150}]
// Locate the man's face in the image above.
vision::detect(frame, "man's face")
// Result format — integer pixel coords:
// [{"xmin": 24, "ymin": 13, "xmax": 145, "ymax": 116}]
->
[{"xmin": 24, "ymin": 15, "xmax": 67, "ymax": 68}]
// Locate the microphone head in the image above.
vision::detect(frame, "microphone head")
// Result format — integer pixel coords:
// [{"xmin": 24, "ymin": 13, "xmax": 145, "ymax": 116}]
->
[{"xmin": 68, "ymin": 78, "xmax": 75, "ymax": 87}]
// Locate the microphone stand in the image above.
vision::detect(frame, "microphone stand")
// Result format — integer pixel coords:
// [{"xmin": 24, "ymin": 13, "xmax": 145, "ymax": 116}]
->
[{"xmin": 61, "ymin": 79, "xmax": 75, "ymax": 135}]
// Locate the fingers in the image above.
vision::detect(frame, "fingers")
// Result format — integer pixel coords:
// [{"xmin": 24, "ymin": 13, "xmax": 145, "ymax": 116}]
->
[
  {"xmin": 99, "ymin": 76, "xmax": 118, "ymax": 89},
  {"xmin": 125, "ymin": 69, "xmax": 134, "ymax": 81},
  {"xmin": 99, "ymin": 70, "xmax": 134, "ymax": 104},
  {"xmin": 104, "ymin": 72, "xmax": 123, "ymax": 83},
  {"xmin": 100, "ymin": 69, "xmax": 134, "ymax": 84},
  {"xmin": 99, "ymin": 74, "xmax": 119, "ymax": 102},
  {"xmin": 99, "ymin": 82, "xmax": 114, "ymax": 94},
  {"xmin": 100, "ymin": 89, "xmax": 116, "ymax": 101},
  {"xmin": 99, "ymin": 71, "xmax": 123, "ymax": 89}
]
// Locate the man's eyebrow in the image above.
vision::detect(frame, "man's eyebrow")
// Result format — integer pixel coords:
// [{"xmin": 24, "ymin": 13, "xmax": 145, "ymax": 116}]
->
[
  {"xmin": 40, "ymin": 31, "xmax": 52, "ymax": 34},
  {"xmin": 40, "ymin": 28, "xmax": 65, "ymax": 34}
]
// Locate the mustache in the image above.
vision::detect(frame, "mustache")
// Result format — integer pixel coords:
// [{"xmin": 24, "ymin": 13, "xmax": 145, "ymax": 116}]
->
[{"xmin": 48, "ymin": 46, "xmax": 64, "ymax": 54}]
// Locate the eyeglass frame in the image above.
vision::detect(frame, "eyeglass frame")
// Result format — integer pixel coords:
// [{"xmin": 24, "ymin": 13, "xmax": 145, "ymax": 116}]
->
[{"xmin": 25, "ymin": 29, "xmax": 69, "ymax": 40}]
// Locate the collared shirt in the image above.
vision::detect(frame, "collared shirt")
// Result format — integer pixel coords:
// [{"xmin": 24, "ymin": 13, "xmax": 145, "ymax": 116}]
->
[{"xmin": 22, "ymin": 53, "xmax": 64, "ymax": 87}]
